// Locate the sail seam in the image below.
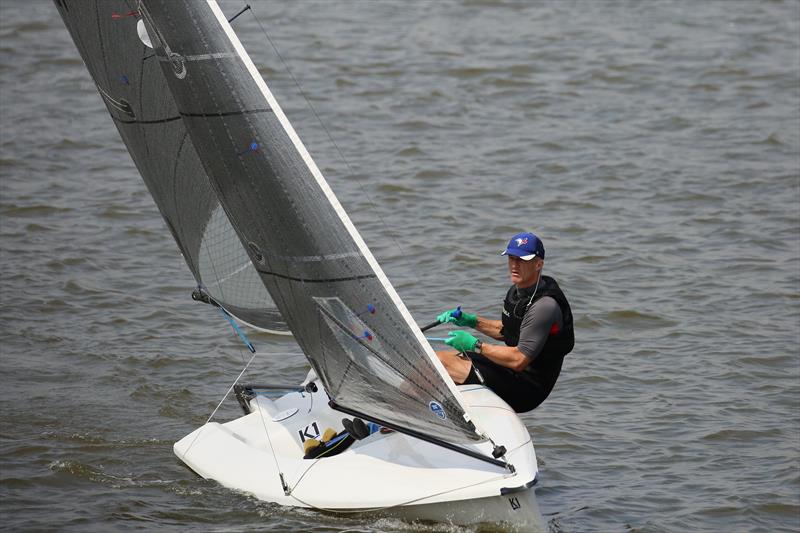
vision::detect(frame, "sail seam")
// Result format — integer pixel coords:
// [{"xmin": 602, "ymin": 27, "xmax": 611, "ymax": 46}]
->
[
  {"xmin": 180, "ymin": 108, "xmax": 273, "ymax": 118},
  {"xmin": 255, "ymin": 269, "xmax": 376, "ymax": 283},
  {"xmin": 113, "ymin": 114, "xmax": 182, "ymax": 124},
  {"xmin": 205, "ymin": 260, "xmax": 252, "ymax": 286},
  {"xmin": 155, "ymin": 51, "xmax": 238, "ymax": 62},
  {"xmin": 114, "ymin": 108, "xmax": 277, "ymax": 124},
  {"xmin": 263, "ymin": 251, "xmax": 363, "ymax": 262},
  {"xmin": 185, "ymin": 52, "xmax": 237, "ymax": 61}
]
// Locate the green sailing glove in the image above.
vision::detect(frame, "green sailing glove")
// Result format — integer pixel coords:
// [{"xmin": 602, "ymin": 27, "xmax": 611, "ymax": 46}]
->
[
  {"xmin": 444, "ymin": 330, "xmax": 478, "ymax": 352},
  {"xmin": 436, "ymin": 307, "xmax": 478, "ymax": 328}
]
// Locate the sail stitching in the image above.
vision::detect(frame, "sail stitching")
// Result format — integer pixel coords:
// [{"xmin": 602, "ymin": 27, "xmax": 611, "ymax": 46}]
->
[
  {"xmin": 254, "ymin": 268, "xmax": 376, "ymax": 284},
  {"xmin": 183, "ymin": 51, "xmax": 238, "ymax": 61},
  {"xmin": 113, "ymin": 114, "xmax": 182, "ymax": 124},
  {"xmin": 205, "ymin": 259, "xmax": 251, "ymax": 286},
  {"xmin": 259, "ymin": 251, "xmax": 363, "ymax": 263},
  {"xmin": 180, "ymin": 108, "xmax": 273, "ymax": 118}
]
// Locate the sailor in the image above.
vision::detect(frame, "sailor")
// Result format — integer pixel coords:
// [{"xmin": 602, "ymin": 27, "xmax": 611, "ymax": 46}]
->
[{"xmin": 434, "ymin": 231, "xmax": 574, "ymax": 412}]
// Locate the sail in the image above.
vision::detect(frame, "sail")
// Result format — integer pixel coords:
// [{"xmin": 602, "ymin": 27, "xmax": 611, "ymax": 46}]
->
[
  {"xmin": 135, "ymin": 0, "xmax": 484, "ymax": 444},
  {"xmin": 54, "ymin": 0, "xmax": 287, "ymax": 333}
]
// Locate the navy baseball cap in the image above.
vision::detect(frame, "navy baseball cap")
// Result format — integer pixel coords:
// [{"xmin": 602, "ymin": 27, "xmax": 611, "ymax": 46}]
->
[{"xmin": 501, "ymin": 232, "xmax": 545, "ymax": 261}]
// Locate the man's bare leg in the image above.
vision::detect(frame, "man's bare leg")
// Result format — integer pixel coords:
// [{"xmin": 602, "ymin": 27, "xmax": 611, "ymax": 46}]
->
[{"xmin": 435, "ymin": 349, "xmax": 473, "ymax": 384}]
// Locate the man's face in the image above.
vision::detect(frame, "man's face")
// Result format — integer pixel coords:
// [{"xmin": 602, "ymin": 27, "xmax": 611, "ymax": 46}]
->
[{"xmin": 507, "ymin": 255, "xmax": 542, "ymax": 288}]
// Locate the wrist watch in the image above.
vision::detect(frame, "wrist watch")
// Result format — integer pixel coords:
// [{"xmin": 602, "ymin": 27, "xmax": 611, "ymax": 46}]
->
[{"xmin": 474, "ymin": 339, "xmax": 483, "ymax": 354}]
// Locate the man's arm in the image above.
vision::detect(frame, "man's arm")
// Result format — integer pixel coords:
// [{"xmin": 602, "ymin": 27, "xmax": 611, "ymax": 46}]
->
[
  {"xmin": 477, "ymin": 343, "xmax": 530, "ymax": 372},
  {"xmin": 479, "ymin": 297, "xmax": 562, "ymax": 372},
  {"xmin": 474, "ymin": 315, "xmax": 504, "ymax": 340}
]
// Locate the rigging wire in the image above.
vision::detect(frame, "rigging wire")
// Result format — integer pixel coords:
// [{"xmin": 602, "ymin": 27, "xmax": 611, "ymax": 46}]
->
[
  {"xmin": 198, "ymin": 235, "xmax": 248, "ymax": 366},
  {"xmin": 180, "ymin": 345, "xmax": 293, "ymax": 496},
  {"xmin": 192, "ymin": 228, "xmax": 289, "ymax": 482},
  {"xmin": 252, "ymin": 388, "xmax": 291, "ymax": 495},
  {"xmin": 190, "ymin": 282, "xmax": 291, "ymax": 493},
  {"xmin": 181, "ymin": 348, "xmax": 258, "ymax": 456}
]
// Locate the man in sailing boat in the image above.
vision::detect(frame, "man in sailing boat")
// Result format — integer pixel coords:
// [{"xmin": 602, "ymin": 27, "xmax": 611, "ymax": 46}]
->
[{"xmin": 434, "ymin": 232, "xmax": 574, "ymax": 413}]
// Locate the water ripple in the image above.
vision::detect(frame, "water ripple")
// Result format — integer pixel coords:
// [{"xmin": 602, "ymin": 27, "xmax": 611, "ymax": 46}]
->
[{"xmin": 1, "ymin": 0, "xmax": 798, "ymax": 532}]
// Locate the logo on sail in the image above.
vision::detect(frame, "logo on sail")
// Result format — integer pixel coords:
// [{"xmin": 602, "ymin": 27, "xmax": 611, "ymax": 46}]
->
[{"xmin": 428, "ymin": 401, "xmax": 446, "ymax": 420}]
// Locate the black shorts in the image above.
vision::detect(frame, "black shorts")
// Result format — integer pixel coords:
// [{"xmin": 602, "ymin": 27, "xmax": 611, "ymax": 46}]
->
[{"xmin": 462, "ymin": 352, "xmax": 561, "ymax": 413}]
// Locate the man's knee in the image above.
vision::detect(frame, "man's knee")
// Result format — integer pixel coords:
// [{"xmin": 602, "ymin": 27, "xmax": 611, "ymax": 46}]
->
[{"xmin": 434, "ymin": 350, "xmax": 472, "ymax": 384}]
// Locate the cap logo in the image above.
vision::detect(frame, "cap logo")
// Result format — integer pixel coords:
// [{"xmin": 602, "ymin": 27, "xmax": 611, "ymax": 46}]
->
[{"xmin": 515, "ymin": 237, "xmax": 528, "ymax": 246}]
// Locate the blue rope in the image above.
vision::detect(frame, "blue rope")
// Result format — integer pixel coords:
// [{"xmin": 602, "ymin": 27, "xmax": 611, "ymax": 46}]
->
[{"xmin": 218, "ymin": 307, "xmax": 256, "ymax": 353}]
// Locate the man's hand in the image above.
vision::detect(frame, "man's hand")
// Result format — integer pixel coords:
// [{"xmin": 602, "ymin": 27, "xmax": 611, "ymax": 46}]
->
[
  {"xmin": 436, "ymin": 308, "xmax": 478, "ymax": 328},
  {"xmin": 444, "ymin": 330, "xmax": 479, "ymax": 352}
]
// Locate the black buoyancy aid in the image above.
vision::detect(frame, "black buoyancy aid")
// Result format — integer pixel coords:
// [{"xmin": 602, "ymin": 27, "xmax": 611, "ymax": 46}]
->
[{"xmin": 500, "ymin": 275, "xmax": 574, "ymax": 359}]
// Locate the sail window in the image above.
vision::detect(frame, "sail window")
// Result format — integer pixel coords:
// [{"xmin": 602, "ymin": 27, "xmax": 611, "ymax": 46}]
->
[{"xmin": 136, "ymin": 20, "xmax": 153, "ymax": 48}]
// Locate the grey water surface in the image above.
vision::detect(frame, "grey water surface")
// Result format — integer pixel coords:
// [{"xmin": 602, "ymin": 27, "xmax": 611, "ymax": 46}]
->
[{"xmin": 1, "ymin": 1, "xmax": 798, "ymax": 531}]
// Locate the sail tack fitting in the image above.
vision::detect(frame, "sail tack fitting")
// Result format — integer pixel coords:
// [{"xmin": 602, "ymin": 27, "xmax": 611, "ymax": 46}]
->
[{"xmin": 191, "ymin": 287, "xmax": 219, "ymax": 307}]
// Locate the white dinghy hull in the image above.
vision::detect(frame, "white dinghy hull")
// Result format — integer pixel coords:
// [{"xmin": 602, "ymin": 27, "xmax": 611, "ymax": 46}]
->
[{"xmin": 175, "ymin": 381, "xmax": 545, "ymax": 530}]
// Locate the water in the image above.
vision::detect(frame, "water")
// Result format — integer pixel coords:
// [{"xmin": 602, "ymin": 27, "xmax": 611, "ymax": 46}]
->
[{"xmin": 1, "ymin": 0, "xmax": 798, "ymax": 531}]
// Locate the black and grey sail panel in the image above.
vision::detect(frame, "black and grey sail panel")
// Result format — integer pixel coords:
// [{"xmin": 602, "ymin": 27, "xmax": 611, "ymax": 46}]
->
[
  {"xmin": 54, "ymin": 0, "xmax": 287, "ymax": 332},
  {"xmin": 140, "ymin": 0, "xmax": 483, "ymax": 444}
]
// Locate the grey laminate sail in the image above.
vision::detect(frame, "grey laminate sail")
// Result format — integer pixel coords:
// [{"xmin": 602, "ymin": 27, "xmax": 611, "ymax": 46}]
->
[
  {"xmin": 59, "ymin": 0, "xmax": 484, "ymax": 444},
  {"xmin": 54, "ymin": 0, "xmax": 287, "ymax": 332}
]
